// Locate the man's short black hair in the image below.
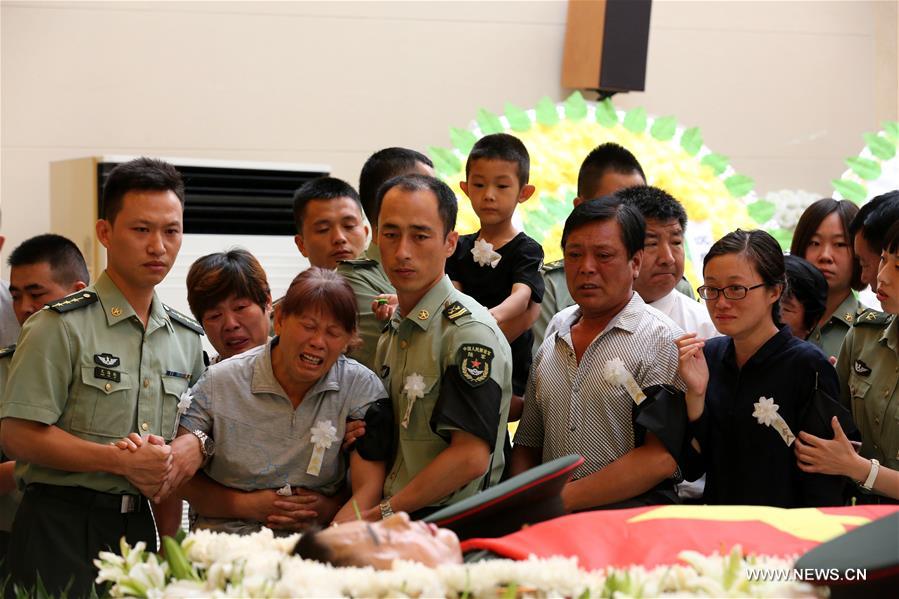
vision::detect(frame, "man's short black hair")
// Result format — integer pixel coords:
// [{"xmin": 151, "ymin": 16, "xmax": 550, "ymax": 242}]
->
[
  {"xmin": 577, "ymin": 143, "xmax": 646, "ymax": 200},
  {"xmin": 292, "ymin": 176, "xmax": 362, "ymax": 232},
  {"xmin": 858, "ymin": 191, "xmax": 899, "ymax": 253},
  {"xmin": 464, "ymin": 133, "xmax": 530, "ymax": 186},
  {"xmin": 101, "ymin": 157, "xmax": 184, "ymax": 223},
  {"xmin": 375, "ymin": 174, "xmax": 457, "ymax": 237},
  {"xmin": 561, "ymin": 196, "xmax": 645, "ymax": 259},
  {"xmin": 8, "ymin": 233, "xmax": 90, "ymax": 287},
  {"xmin": 783, "ymin": 254, "xmax": 828, "ymax": 335},
  {"xmin": 358, "ymin": 148, "xmax": 433, "ymax": 226},
  {"xmin": 616, "ymin": 185, "xmax": 688, "ymax": 231}
]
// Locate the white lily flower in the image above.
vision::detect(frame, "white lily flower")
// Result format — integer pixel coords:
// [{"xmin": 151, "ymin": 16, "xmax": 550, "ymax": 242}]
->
[{"xmin": 471, "ymin": 237, "xmax": 502, "ymax": 268}]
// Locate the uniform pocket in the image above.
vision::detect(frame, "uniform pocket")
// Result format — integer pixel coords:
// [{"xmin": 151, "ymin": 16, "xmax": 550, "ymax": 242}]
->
[
  {"xmin": 849, "ymin": 375, "xmax": 871, "ymax": 425},
  {"xmin": 70, "ymin": 366, "xmax": 134, "ymax": 438},
  {"xmin": 398, "ymin": 375, "xmax": 440, "ymax": 441},
  {"xmin": 162, "ymin": 375, "xmax": 189, "ymax": 439}
]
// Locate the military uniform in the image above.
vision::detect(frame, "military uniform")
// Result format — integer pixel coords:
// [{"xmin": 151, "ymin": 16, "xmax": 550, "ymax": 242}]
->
[
  {"xmin": 836, "ymin": 309, "xmax": 899, "ymax": 486},
  {"xmin": 377, "ymin": 276, "xmax": 512, "ymax": 513},
  {"xmin": 809, "ymin": 293, "xmax": 865, "ymax": 361},
  {"xmin": 533, "ymin": 261, "xmax": 572, "ymax": 353},
  {"xmin": 0, "ymin": 272, "xmax": 205, "ymax": 595},
  {"xmin": 0, "ymin": 344, "xmax": 21, "ymax": 572},
  {"xmin": 336, "ymin": 244, "xmax": 395, "ymax": 372}
]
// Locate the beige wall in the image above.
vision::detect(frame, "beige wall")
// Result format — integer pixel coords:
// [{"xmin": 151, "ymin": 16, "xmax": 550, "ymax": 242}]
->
[{"xmin": 1, "ymin": 0, "xmax": 896, "ymax": 277}]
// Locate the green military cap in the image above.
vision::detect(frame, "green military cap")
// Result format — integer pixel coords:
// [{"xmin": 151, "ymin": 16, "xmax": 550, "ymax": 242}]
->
[
  {"xmin": 794, "ymin": 511, "xmax": 899, "ymax": 598},
  {"xmin": 425, "ymin": 454, "xmax": 583, "ymax": 540}
]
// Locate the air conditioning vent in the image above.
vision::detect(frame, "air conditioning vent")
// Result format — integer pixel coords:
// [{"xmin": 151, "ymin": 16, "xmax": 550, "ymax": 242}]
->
[{"xmin": 96, "ymin": 160, "xmax": 329, "ymax": 236}]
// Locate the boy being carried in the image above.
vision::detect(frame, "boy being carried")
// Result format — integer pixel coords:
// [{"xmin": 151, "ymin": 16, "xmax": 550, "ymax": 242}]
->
[{"xmin": 446, "ymin": 133, "xmax": 544, "ymax": 420}]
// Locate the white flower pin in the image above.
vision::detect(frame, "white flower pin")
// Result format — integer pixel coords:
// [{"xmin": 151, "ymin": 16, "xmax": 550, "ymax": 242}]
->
[
  {"xmin": 471, "ymin": 238, "xmax": 502, "ymax": 268},
  {"xmin": 306, "ymin": 420, "xmax": 338, "ymax": 476},
  {"xmin": 752, "ymin": 396, "xmax": 795, "ymax": 446},
  {"xmin": 603, "ymin": 358, "xmax": 646, "ymax": 405},
  {"xmin": 276, "ymin": 484, "xmax": 292, "ymax": 497},
  {"xmin": 170, "ymin": 390, "xmax": 194, "ymax": 438},
  {"xmin": 401, "ymin": 373, "xmax": 426, "ymax": 429}
]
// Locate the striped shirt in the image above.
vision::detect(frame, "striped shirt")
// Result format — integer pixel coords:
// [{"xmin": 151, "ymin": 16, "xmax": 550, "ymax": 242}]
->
[{"xmin": 514, "ymin": 292, "xmax": 684, "ymax": 480}]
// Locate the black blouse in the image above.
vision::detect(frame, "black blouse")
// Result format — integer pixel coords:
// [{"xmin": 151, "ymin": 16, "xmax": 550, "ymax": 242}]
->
[{"xmin": 690, "ymin": 326, "xmax": 847, "ymax": 507}]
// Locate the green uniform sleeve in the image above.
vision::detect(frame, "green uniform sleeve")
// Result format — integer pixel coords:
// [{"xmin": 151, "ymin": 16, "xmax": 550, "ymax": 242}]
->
[
  {"xmin": 835, "ymin": 326, "xmax": 855, "ymax": 412},
  {"xmin": 0, "ymin": 310, "xmax": 72, "ymax": 425}
]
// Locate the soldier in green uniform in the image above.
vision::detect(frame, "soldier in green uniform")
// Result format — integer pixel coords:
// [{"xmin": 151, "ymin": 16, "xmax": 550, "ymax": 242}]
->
[
  {"xmin": 0, "ymin": 233, "xmax": 90, "ymax": 571},
  {"xmin": 833, "ymin": 221, "xmax": 899, "ymax": 503},
  {"xmin": 337, "ymin": 147, "xmax": 434, "ymax": 372},
  {"xmin": 0, "ymin": 158, "xmax": 207, "ymax": 595},
  {"xmin": 364, "ymin": 174, "xmax": 512, "ymax": 521},
  {"xmin": 791, "ymin": 198, "xmax": 867, "ymax": 362}
]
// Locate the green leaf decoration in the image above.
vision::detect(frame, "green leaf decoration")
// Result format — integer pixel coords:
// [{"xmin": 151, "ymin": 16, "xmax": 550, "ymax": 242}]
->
[
  {"xmin": 535, "ymin": 96, "xmax": 560, "ymax": 126},
  {"xmin": 449, "ymin": 127, "xmax": 477, "ymax": 155},
  {"xmin": 883, "ymin": 121, "xmax": 899, "ymax": 143},
  {"xmin": 770, "ymin": 228, "xmax": 794, "ymax": 252},
  {"xmin": 747, "ymin": 200, "xmax": 775, "ymax": 224},
  {"xmin": 864, "ymin": 132, "xmax": 896, "ymax": 160},
  {"xmin": 564, "ymin": 91, "xmax": 588, "ymax": 121},
  {"xmin": 476, "ymin": 108, "xmax": 504, "ymax": 135},
  {"xmin": 427, "ymin": 146, "xmax": 461, "ymax": 176},
  {"xmin": 680, "ymin": 127, "xmax": 703, "ymax": 156},
  {"xmin": 832, "ymin": 178, "xmax": 867, "ymax": 203},
  {"xmin": 623, "ymin": 107, "xmax": 647, "ymax": 134},
  {"xmin": 846, "ymin": 156, "xmax": 881, "ymax": 181},
  {"xmin": 724, "ymin": 174, "xmax": 754, "ymax": 198},
  {"xmin": 595, "ymin": 98, "xmax": 618, "ymax": 127},
  {"xmin": 700, "ymin": 153, "xmax": 729, "ymax": 176},
  {"xmin": 505, "ymin": 102, "xmax": 532, "ymax": 132},
  {"xmin": 650, "ymin": 116, "xmax": 677, "ymax": 141}
]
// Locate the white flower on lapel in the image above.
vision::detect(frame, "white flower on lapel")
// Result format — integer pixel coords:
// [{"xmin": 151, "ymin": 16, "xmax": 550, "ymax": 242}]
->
[
  {"xmin": 471, "ymin": 238, "xmax": 502, "ymax": 268},
  {"xmin": 401, "ymin": 373, "xmax": 427, "ymax": 428},
  {"xmin": 306, "ymin": 420, "xmax": 339, "ymax": 476},
  {"xmin": 178, "ymin": 390, "xmax": 193, "ymax": 413},
  {"xmin": 602, "ymin": 358, "xmax": 646, "ymax": 404},
  {"xmin": 752, "ymin": 396, "xmax": 779, "ymax": 427}
]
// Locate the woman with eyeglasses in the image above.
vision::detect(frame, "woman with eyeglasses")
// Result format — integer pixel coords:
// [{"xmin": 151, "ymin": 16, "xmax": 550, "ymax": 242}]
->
[{"xmin": 676, "ymin": 229, "xmax": 845, "ymax": 507}]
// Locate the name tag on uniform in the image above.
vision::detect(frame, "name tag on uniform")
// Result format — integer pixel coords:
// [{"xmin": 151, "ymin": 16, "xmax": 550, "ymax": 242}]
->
[{"xmin": 94, "ymin": 367, "xmax": 121, "ymax": 383}]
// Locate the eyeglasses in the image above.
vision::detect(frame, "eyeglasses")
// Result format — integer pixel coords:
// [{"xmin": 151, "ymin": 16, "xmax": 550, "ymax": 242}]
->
[{"xmin": 697, "ymin": 283, "xmax": 766, "ymax": 300}]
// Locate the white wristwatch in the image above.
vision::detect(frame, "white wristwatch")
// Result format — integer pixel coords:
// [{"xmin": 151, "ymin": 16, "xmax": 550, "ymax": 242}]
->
[{"xmin": 861, "ymin": 458, "xmax": 880, "ymax": 490}]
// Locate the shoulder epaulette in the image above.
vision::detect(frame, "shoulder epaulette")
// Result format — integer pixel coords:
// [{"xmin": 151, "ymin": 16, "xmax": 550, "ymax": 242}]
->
[
  {"xmin": 854, "ymin": 308, "xmax": 891, "ymax": 327},
  {"xmin": 541, "ymin": 259, "xmax": 564, "ymax": 273},
  {"xmin": 46, "ymin": 291, "xmax": 98, "ymax": 313},
  {"xmin": 340, "ymin": 258, "xmax": 378, "ymax": 268},
  {"xmin": 0, "ymin": 344, "xmax": 15, "ymax": 359},
  {"xmin": 163, "ymin": 304, "xmax": 205, "ymax": 335},
  {"xmin": 443, "ymin": 300, "xmax": 471, "ymax": 323}
]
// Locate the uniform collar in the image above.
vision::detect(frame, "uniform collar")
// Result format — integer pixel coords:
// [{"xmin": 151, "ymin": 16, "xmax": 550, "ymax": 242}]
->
[
  {"xmin": 828, "ymin": 293, "xmax": 861, "ymax": 327},
  {"xmin": 392, "ymin": 275, "xmax": 454, "ymax": 332},
  {"xmin": 879, "ymin": 315, "xmax": 899, "ymax": 352},
  {"xmin": 254, "ymin": 337, "xmax": 343, "ymax": 398},
  {"xmin": 554, "ymin": 291, "xmax": 644, "ymax": 339},
  {"xmin": 364, "ymin": 243, "xmax": 383, "ymax": 265},
  {"xmin": 95, "ymin": 271, "xmax": 169, "ymax": 332}
]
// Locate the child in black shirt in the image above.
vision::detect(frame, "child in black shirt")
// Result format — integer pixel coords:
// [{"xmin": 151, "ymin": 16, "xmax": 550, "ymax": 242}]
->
[{"xmin": 446, "ymin": 134, "xmax": 544, "ymax": 416}]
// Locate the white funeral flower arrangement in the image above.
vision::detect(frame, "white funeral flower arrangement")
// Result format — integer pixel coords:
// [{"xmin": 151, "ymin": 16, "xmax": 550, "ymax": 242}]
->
[{"xmin": 95, "ymin": 532, "xmax": 817, "ymax": 598}]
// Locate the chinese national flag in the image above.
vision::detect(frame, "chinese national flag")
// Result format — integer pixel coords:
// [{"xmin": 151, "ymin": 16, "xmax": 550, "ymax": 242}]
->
[{"xmin": 461, "ymin": 504, "xmax": 899, "ymax": 570}]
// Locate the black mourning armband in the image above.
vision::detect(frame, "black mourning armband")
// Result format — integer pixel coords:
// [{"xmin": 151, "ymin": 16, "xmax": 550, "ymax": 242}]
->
[
  {"xmin": 430, "ymin": 366, "xmax": 502, "ymax": 447},
  {"xmin": 633, "ymin": 384, "xmax": 694, "ymax": 481},
  {"xmin": 355, "ymin": 397, "xmax": 394, "ymax": 462}
]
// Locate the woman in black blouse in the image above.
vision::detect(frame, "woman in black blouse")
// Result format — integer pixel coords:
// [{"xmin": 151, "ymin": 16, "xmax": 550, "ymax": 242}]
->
[{"xmin": 676, "ymin": 229, "xmax": 846, "ymax": 507}]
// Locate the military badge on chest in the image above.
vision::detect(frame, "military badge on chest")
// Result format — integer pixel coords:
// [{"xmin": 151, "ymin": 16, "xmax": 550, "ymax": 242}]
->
[
  {"xmin": 94, "ymin": 353, "xmax": 122, "ymax": 383},
  {"xmin": 458, "ymin": 344, "xmax": 493, "ymax": 387},
  {"xmin": 853, "ymin": 360, "xmax": 872, "ymax": 377}
]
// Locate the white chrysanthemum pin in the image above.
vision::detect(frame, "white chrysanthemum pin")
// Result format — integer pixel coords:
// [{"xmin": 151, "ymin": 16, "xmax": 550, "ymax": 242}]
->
[
  {"xmin": 401, "ymin": 373, "xmax": 426, "ymax": 428},
  {"xmin": 603, "ymin": 358, "xmax": 646, "ymax": 405},
  {"xmin": 306, "ymin": 420, "xmax": 338, "ymax": 476},
  {"xmin": 752, "ymin": 396, "xmax": 795, "ymax": 445},
  {"xmin": 276, "ymin": 484, "xmax": 292, "ymax": 497},
  {"xmin": 171, "ymin": 390, "xmax": 194, "ymax": 437},
  {"xmin": 471, "ymin": 238, "xmax": 502, "ymax": 268}
]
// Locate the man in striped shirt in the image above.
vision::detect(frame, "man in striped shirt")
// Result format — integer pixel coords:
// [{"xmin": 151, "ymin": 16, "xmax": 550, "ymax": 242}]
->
[{"xmin": 511, "ymin": 197, "xmax": 685, "ymax": 510}]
